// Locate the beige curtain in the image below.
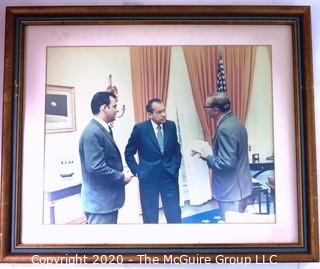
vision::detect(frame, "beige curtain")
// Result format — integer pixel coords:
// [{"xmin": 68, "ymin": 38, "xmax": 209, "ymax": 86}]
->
[
  {"xmin": 130, "ymin": 46, "xmax": 171, "ymax": 123},
  {"xmin": 183, "ymin": 46, "xmax": 218, "ymax": 143},
  {"xmin": 217, "ymin": 46, "xmax": 257, "ymax": 123}
]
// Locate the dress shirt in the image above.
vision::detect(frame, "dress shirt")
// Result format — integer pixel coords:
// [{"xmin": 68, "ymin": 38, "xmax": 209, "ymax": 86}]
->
[
  {"xmin": 217, "ymin": 111, "xmax": 232, "ymax": 126},
  {"xmin": 93, "ymin": 116, "xmax": 112, "ymax": 134},
  {"xmin": 151, "ymin": 119, "xmax": 163, "ymax": 137}
]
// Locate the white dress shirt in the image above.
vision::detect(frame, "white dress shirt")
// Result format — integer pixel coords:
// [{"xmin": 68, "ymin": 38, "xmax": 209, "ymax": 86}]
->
[
  {"xmin": 93, "ymin": 116, "xmax": 112, "ymax": 133},
  {"xmin": 217, "ymin": 111, "xmax": 231, "ymax": 126},
  {"xmin": 150, "ymin": 119, "xmax": 163, "ymax": 137}
]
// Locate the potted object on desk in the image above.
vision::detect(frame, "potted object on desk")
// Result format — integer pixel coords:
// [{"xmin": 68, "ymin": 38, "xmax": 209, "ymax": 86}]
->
[{"xmin": 59, "ymin": 157, "xmax": 74, "ymax": 179}]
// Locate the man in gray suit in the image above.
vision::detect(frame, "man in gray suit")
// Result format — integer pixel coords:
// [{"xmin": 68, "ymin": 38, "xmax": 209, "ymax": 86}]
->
[
  {"xmin": 79, "ymin": 91, "xmax": 132, "ymax": 224},
  {"xmin": 199, "ymin": 92, "xmax": 252, "ymax": 217}
]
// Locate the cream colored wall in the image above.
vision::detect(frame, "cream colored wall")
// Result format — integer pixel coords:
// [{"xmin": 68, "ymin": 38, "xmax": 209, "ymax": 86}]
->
[
  {"xmin": 246, "ymin": 46, "xmax": 273, "ymax": 162},
  {"xmin": 46, "ymin": 47, "xmax": 135, "ymax": 175}
]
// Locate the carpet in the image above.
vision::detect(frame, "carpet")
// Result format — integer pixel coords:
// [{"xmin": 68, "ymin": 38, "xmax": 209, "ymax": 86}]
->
[{"xmin": 181, "ymin": 208, "xmax": 224, "ymax": 224}]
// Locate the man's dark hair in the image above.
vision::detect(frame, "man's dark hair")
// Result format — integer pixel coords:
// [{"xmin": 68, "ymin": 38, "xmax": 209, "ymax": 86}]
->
[
  {"xmin": 91, "ymin": 91, "xmax": 117, "ymax": 114},
  {"xmin": 146, "ymin": 98, "xmax": 163, "ymax": 113},
  {"xmin": 208, "ymin": 92, "xmax": 231, "ymax": 112}
]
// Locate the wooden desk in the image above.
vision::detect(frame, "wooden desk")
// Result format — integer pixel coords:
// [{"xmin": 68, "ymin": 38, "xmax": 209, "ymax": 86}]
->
[
  {"xmin": 251, "ymin": 184, "xmax": 270, "ymax": 214},
  {"xmin": 44, "ymin": 178, "xmax": 82, "ymax": 224},
  {"xmin": 250, "ymin": 162, "xmax": 274, "ymax": 178},
  {"xmin": 266, "ymin": 181, "xmax": 276, "ymax": 214},
  {"xmin": 250, "ymin": 162, "xmax": 274, "ymax": 214}
]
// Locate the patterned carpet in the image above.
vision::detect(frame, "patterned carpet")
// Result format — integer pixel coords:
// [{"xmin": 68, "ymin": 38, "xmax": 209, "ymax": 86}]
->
[{"xmin": 181, "ymin": 208, "xmax": 224, "ymax": 224}]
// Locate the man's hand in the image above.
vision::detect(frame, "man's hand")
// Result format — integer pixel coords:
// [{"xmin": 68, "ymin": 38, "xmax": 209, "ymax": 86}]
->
[
  {"xmin": 123, "ymin": 170, "xmax": 133, "ymax": 185},
  {"xmin": 199, "ymin": 147, "xmax": 210, "ymax": 160}
]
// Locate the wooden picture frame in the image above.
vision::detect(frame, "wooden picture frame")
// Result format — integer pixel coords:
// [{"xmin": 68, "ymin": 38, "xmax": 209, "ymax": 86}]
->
[
  {"xmin": 0, "ymin": 5, "xmax": 318, "ymax": 263},
  {"xmin": 45, "ymin": 84, "xmax": 76, "ymax": 133}
]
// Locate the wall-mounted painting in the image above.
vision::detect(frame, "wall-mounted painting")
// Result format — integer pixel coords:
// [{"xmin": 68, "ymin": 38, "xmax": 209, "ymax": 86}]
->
[{"xmin": 45, "ymin": 84, "xmax": 76, "ymax": 133}]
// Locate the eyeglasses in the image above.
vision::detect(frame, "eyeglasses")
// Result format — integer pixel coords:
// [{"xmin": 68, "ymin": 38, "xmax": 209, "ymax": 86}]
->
[{"xmin": 203, "ymin": 105, "xmax": 215, "ymax": 109}]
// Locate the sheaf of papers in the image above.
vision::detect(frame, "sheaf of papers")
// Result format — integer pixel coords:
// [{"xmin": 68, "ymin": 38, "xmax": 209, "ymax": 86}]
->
[{"xmin": 190, "ymin": 140, "xmax": 212, "ymax": 157}]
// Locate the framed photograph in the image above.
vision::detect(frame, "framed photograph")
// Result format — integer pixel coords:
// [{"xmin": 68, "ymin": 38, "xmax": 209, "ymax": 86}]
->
[
  {"xmin": 1, "ymin": 5, "xmax": 318, "ymax": 264},
  {"xmin": 45, "ymin": 84, "xmax": 76, "ymax": 133}
]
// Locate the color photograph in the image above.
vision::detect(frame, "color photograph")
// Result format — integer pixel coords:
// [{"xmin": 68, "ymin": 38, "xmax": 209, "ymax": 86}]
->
[
  {"xmin": 43, "ymin": 45, "xmax": 275, "ymax": 225},
  {"xmin": 1, "ymin": 5, "xmax": 317, "ymax": 263}
]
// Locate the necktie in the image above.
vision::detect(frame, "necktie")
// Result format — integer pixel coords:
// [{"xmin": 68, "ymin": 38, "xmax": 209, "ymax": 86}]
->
[
  {"xmin": 156, "ymin": 125, "xmax": 164, "ymax": 154},
  {"xmin": 108, "ymin": 125, "xmax": 113, "ymax": 139}
]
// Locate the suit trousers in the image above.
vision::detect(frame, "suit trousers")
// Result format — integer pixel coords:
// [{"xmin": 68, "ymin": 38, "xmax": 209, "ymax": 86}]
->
[
  {"xmin": 218, "ymin": 196, "xmax": 249, "ymax": 220},
  {"xmin": 139, "ymin": 170, "xmax": 181, "ymax": 223},
  {"xmin": 85, "ymin": 210, "xmax": 119, "ymax": 224}
]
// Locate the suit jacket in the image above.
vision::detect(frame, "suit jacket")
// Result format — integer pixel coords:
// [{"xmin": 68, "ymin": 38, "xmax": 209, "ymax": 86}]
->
[
  {"xmin": 206, "ymin": 112, "xmax": 252, "ymax": 201},
  {"xmin": 79, "ymin": 119, "xmax": 125, "ymax": 214},
  {"xmin": 125, "ymin": 119, "xmax": 182, "ymax": 182}
]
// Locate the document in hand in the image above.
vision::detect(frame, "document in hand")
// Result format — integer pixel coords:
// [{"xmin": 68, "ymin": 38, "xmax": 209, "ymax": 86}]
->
[{"xmin": 190, "ymin": 140, "xmax": 212, "ymax": 157}]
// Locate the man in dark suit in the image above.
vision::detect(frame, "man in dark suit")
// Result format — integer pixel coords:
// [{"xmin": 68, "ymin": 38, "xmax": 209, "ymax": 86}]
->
[
  {"xmin": 79, "ymin": 91, "xmax": 132, "ymax": 224},
  {"xmin": 125, "ymin": 98, "xmax": 182, "ymax": 223},
  {"xmin": 199, "ymin": 92, "xmax": 252, "ymax": 217}
]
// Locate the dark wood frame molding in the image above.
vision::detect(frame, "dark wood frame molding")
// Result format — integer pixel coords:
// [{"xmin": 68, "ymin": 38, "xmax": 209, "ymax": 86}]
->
[{"xmin": 0, "ymin": 5, "xmax": 318, "ymax": 263}]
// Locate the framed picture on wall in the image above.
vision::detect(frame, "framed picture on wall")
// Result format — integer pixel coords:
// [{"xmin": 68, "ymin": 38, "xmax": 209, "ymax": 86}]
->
[
  {"xmin": 45, "ymin": 84, "xmax": 76, "ymax": 133},
  {"xmin": 0, "ymin": 5, "xmax": 318, "ymax": 264}
]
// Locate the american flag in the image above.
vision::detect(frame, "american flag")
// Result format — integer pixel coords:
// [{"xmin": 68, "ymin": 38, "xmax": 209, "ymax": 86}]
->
[{"xmin": 216, "ymin": 55, "xmax": 227, "ymax": 93}]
